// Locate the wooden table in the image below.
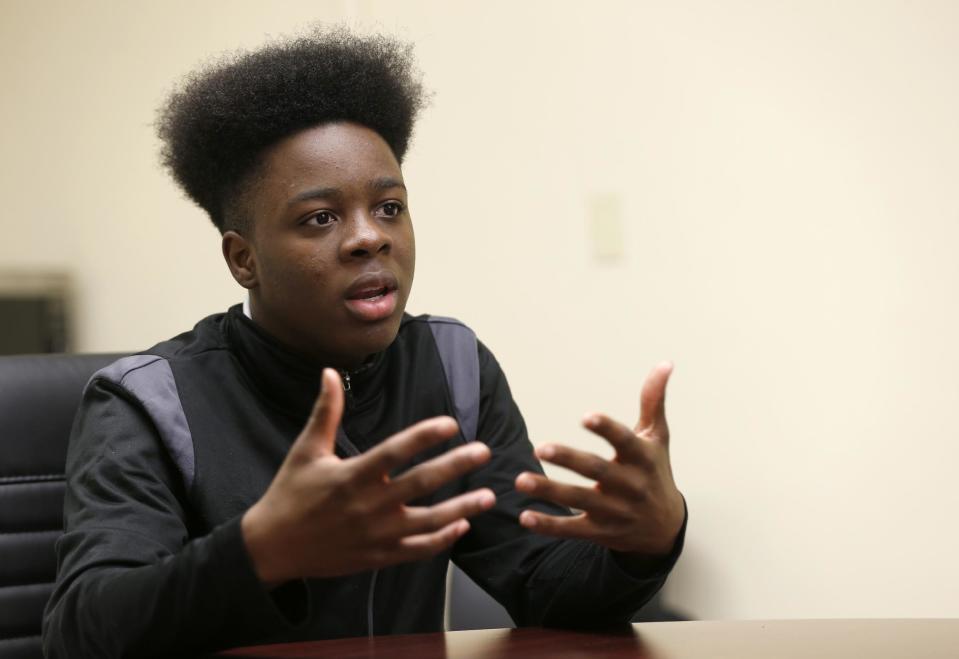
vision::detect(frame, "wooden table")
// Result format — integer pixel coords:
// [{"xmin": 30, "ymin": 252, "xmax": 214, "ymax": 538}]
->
[{"xmin": 216, "ymin": 619, "xmax": 959, "ymax": 658}]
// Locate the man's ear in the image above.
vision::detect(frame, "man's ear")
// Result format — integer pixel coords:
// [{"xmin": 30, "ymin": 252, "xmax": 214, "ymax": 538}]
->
[{"xmin": 222, "ymin": 230, "xmax": 257, "ymax": 289}]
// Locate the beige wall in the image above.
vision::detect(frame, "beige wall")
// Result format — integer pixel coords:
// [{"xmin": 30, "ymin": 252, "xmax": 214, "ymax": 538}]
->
[{"xmin": 3, "ymin": 0, "xmax": 958, "ymax": 619}]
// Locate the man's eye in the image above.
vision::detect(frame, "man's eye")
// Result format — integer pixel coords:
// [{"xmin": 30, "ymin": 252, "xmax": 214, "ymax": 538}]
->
[
  {"xmin": 305, "ymin": 211, "xmax": 335, "ymax": 226},
  {"xmin": 379, "ymin": 202, "xmax": 404, "ymax": 218}
]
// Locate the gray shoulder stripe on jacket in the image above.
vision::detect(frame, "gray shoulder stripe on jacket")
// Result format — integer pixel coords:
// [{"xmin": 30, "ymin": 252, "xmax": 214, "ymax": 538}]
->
[
  {"xmin": 92, "ymin": 355, "xmax": 196, "ymax": 492},
  {"xmin": 427, "ymin": 317, "xmax": 479, "ymax": 444}
]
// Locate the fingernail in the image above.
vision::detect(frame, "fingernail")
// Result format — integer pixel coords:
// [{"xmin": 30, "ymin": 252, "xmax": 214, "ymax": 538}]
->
[
  {"xmin": 516, "ymin": 473, "xmax": 534, "ymax": 490},
  {"xmin": 458, "ymin": 519, "xmax": 470, "ymax": 534},
  {"xmin": 536, "ymin": 445, "xmax": 555, "ymax": 460},
  {"xmin": 520, "ymin": 511, "xmax": 537, "ymax": 528},
  {"xmin": 582, "ymin": 414, "xmax": 600, "ymax": 428},
  {"xmin": 478, "ymin": 490, "xmax": 495, "ymax": 507},
  {"xmin": 441, "ymin": 416, "xmax": 459, "ymax": 432},
  {"xmin": 469, "ymin": 444, "xmax": 490, "ymax": 462}
]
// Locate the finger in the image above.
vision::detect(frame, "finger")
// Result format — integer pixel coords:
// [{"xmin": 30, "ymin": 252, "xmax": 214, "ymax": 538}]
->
[
  {"xmin": 383, "ymin": 442, "xmax": 492, "ymax": 506},
  {"xmin": 291, "ymin": 368, "xmax": 344, "ymax": 460},
  {"xmin": 380, "ymin": 489, "xmax": 495, "ymax": 539},
  {"xmin": 534, "ymin": 444, "xmax": 635, "ymax": 495},
  {"xmin": 392, "ymin": 518, "xmax": 472, "ymax": 563},
  {"xmin": 582, "ymin": 413, "xmax": 647, "ymax": 464},
  {"xmin": 514, "ymin": 472, "xmax": 628, "ymax": 518},
  {"xmin": 637, "ymin": 361, "xmax": 673, "ymax": 438},
  {"xmin": 518, "ymin": 510, "xmax": 598, "ymax": 539},
  {"xmin": 353, "ymin": 416, "xmax": 460, "ymax": 479}
]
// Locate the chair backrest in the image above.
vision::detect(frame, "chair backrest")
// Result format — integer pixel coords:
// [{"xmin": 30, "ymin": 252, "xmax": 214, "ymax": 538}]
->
[{"xmin": 0, "ymin": 353, "xmax": 125, "ymax": 659}]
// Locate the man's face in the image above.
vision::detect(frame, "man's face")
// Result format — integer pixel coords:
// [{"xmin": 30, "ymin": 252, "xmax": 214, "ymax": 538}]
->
[{"xmin": 225, "ymin": 122, "xmax": 415, "ymax": 368}]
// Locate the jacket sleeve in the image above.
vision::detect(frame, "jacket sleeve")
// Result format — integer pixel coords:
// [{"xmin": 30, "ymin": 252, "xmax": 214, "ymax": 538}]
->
[
  {"xmin": 42, "ymin": 377, "xmax": 308, "ymax": 658},
  {"xmin": 452, "ymin": 341, "xmax": 686, "ymax": 627}
]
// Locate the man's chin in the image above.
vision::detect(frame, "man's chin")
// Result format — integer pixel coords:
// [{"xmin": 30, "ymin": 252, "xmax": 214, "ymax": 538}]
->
[{"xmin": 338, "ymin": 316, "xmax": 403, "ymax": 367}]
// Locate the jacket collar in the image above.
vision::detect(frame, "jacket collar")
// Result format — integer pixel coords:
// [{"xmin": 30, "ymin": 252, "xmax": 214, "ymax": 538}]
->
[{"xmin": 221, "ymin": 304, "xmax": 387, "ymax": 420}]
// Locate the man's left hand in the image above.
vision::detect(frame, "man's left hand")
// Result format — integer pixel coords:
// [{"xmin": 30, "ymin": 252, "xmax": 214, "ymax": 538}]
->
[{"xmin": 515, "ymin": 361, "xmax": 685, "ymax": 558}]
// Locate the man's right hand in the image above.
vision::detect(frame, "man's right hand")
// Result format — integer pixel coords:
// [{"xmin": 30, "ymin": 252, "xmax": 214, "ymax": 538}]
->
[{"xmin": 241, "ymin": 368, "xmax": 495, "ymax": 587}]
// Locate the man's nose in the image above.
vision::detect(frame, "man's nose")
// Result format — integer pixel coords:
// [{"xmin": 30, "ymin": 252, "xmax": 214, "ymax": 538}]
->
[{"xmin": 341, "ymin": 212, "xmax": 391, "ymax": 259}]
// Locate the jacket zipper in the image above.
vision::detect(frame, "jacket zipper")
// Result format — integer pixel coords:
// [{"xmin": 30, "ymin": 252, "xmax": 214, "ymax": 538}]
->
[
  {"xmin": 338, "ymin": 369, "xmax": 355, "ymax": 409},
  {"xmin": 367, "ymin": 570, "xmax": 378, "ymax": 638},
  {"xmin": 336, "ymin": 368, "xmax": 375, "ymax": 636}
]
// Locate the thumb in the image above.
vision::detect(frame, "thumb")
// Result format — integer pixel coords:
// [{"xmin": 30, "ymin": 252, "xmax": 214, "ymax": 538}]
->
[
  {"xmin": 292, "ymin": 368, "xmax": 344, "ymax": 460},
  {"xmin": 636, "ymin": 361, "xmax": 673, "ymax": 438}
]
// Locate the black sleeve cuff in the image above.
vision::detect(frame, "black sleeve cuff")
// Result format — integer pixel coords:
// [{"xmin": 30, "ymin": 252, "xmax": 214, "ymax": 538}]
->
[{"xmin": 213, "ymin": 516, "xmax": 313, "ymax": 633}]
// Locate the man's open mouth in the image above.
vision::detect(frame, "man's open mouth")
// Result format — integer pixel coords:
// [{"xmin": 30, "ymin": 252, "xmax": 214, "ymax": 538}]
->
[
  {"xmin": 347, "ymin": 285, "xmax": 392, "ymax": 301},
  {"xmin": 343, "ymin": 272, "xmax": 400, "ymax": 322}
]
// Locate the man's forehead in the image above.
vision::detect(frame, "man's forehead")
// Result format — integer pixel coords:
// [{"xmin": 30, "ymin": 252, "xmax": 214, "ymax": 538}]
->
[
  {"xmin": 270, "ymin": 122, "xmax": 399, "ymax": 162},
  {"xmin": 259, "ymin": 124, "xmax": 401, "ymax": 187}
]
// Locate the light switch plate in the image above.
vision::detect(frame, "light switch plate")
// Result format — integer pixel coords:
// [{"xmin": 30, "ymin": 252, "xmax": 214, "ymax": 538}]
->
[{"xmin": 587, "ymin": 193, "xmax": 625, "ymax": 262}]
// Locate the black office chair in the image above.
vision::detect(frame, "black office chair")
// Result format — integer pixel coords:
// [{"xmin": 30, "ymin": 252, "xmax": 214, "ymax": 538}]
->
[{"xmin": 0, "ymin": 353, "xmax": 124, "ymax": 659}]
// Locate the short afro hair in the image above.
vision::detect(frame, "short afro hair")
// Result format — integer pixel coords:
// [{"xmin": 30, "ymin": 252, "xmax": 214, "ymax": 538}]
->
[{"xmin": 156, "ymin": 27, "xmax": 426, "ymax": 233}]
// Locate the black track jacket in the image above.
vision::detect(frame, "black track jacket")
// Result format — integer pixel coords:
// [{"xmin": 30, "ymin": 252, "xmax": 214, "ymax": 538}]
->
[{"xmin": 42, "ymin": 306, "xmax": 685, "ymax": 657}]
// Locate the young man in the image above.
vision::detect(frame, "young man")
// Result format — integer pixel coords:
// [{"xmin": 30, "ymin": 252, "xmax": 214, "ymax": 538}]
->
[{"xmin": 42, "ymin": 29, "xmax": 687, "ymax": 657}]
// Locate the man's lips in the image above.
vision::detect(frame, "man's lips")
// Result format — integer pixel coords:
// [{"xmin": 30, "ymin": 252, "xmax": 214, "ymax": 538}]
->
[
  {"xmin": 343, "ymin": 272, "xmax": 400, "ymax": 322},
  {"xmin": 344, "ymin": 272, "xmax": 399, "ymax": 300}
]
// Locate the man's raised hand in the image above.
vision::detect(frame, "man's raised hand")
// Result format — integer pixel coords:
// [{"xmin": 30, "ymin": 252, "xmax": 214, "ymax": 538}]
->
[
  {"xmin": 514, "ymin": 361, "xmax": 685, "ymax": 557},
  {"xmin": 241, "ymin": 368, "xmax": 496, "ymax": 586}
]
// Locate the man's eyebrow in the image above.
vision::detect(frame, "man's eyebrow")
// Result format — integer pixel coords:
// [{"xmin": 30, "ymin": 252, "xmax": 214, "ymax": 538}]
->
[
  {"xmin": 286, "ymin": 179, "xmax": 405, "ymax": 206},
  {"xmin": 370, "ymin": 177, "xmax": 406, "ymax": 191},
  {"xmin": 288, "ymin": 187, "xmax": 341, "ymax": 206}
]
